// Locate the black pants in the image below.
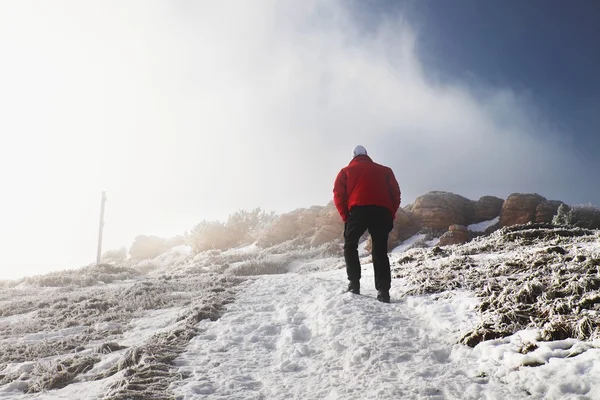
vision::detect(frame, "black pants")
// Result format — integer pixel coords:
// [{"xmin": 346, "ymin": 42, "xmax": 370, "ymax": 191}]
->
[{"xmin": 344, "ymin": 205, "xmax": 394, "ymax": 292}]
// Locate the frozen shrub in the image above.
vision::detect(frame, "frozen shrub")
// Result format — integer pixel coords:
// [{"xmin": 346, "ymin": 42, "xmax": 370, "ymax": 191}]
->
[
  {"xmin": 226, "ymin": 207, "xmax": 277, "ymax": 240},
  {"xmin": 570, "ymin": 204, "xmax": 600, "ymax": 229},
  {"xmin": 186, "ymin": 220, "xmax": 241, "ymax": 253},
  {"xmin": 0, "ymin": 279, "xmax": 20, "ymax": 289},
  {"xmin": 186, "ymin": 208, "xmax": 276, "ymax": 254},
  {"xmin": 228, "ymin": 256, "xmax": 290, "ymax": 276},
  {"xmin": 553, "ymin": 204, "xmax": 600, "ymax": 229},
  {"xmin": 553, "ymin": 204, "xmax": 572, "ymax": 225},
  {"xmin": 22, "ymin": 264, "xmax": 141, "ymax": 287},
  {"xmin": 135, "ymin": 260, "xmax": 159, "ymax": 274},
  {"xmin": 101, "ymin": 247, "xmax": 128, "ymax": 262}
]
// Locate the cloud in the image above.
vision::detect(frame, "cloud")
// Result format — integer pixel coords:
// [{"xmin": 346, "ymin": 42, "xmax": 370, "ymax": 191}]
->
[
  {"xmin": 0, "ymin": 0, "xmax": 591, "ymax": 277},
  {"xmin": 168, "ymin": 0, "xmax": 586, "ymax": 203}
]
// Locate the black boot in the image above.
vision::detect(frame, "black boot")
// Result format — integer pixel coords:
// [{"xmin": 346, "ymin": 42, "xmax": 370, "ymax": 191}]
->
[
  {"xmin": 377, "ymin": 290, "xmax": 390, "ymax": 303},
  {"xmin": 347, "ymin": 281, "xmax": 360, "ymax": 295}
]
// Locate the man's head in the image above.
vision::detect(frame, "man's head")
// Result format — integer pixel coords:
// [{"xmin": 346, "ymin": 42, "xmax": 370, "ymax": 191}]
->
[{"xmin": 352, "ymin": 145, "xmax": 367, "ymax": 158}]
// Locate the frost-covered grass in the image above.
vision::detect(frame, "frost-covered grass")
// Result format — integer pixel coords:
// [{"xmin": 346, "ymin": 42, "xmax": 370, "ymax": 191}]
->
[
  {"xmin": 0, "ymin": 269, "xmax": 243, "ymax": 397},
  {"xmin": 392, "ymin": 223, "xmax": 600, "ymax": 346},
  {"xmin": 20, "ymin": 264, "xmax": 143, "ymax": 288},
  {"xmin": 0, "ymin": 238, "xmax": 341, "ymax": 397},
  {"xmin": 100, "ymin": 282, "xmax": 238, "ymax": 400},
  {"xmin": 165, "ymin": 239, "xmax": 342, "ymax": 277}
]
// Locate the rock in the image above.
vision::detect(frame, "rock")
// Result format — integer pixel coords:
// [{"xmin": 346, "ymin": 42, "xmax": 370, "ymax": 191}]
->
[
  {"xmin": 315, "ymin": 203, "xmax": 343, "ymax": 228},
  {"xmin": 389, "ymin": 209, "xmax": 421, "ymax": 247},
  {"xmin": 449, "ymin": 224, "xmax": 468, "ymax": 232},
  {"xmin": 311, "ymin": 224, "xmax": 343, "ymax": 246},
  {"xmin": 296, "ymin": 207, "xmax": 321, "ymax": 236},
  {"xmin": 535, "ymin": 200, "xmax": 564, "ymax": 223},
  {"xmin": 258, "ymin": 203, "xmax": 345, "ymax": 248},
  {"xmin": 311, "ymin": 204, "xmax": 344, "ymax": 246},
  {"xmin": 474, "ymin": 196, "xmax": 504, "ymax": 222},
  {"xmin": 411, "ymin": 191, "xmax": 476, "ymax": 231},
  {"xmin": 438, "ymin": 225, "xmax": 470, "ymax": 246},
  {"xmin": 500, "ymin": 193, "xmax": 547, "ymax": 227},
  {"xmin": 366, "ymin": 208, "xmax": 421, "ymax": 251}
]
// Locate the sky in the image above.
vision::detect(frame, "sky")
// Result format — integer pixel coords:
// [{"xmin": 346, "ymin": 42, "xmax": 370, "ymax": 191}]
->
[{"xmin": 0, "ymin": 0, "xmax": 598, "ymax": 279}]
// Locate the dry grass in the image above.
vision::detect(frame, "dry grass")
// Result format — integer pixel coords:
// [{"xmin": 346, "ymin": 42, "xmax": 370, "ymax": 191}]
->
[
  {"xmin": 26, "ymin": 355, "xmax": 100, "ymax": 393},
  {"xmin": 101, "ymin": 279, "xmax": 240, "ymax": 400},
  {"xmin": 0, "ymin": 272, "xmax": 243, "ymax": 396},
  {"xmin": 22, "ymin": 264, "xmax": 142, "ymax": 288},
  {"xmin": 393, "ymin": 223, "xmax": 600, "ymax": 347}
]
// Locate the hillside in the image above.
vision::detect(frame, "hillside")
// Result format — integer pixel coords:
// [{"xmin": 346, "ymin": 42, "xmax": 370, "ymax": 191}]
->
[{"xmin": 1, "ymin": 192, "xmax": 600, "ymax": 399}]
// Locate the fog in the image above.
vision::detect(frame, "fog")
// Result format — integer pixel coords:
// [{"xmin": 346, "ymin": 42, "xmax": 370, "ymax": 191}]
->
[{"xmin": 0, "ymin": 1, "xmax": 593, "ymax": 279}]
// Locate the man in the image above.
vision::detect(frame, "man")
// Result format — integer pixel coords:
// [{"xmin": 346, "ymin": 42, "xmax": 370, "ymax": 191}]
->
[{"xmin": 333, "ymin": 145, "xmax": 401, "ymax": 303}]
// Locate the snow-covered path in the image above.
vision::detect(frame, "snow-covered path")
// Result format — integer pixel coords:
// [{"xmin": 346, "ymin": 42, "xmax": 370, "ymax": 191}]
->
[{"xmin": 171, "ymin": 267, "xmax": 519, "ymax": 399}]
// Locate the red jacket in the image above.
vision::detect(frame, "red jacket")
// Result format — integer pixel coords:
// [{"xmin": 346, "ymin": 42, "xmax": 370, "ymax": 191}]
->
[{"xmin": 333, "ymin": 155, "xmax": 401, "ymax": 222}]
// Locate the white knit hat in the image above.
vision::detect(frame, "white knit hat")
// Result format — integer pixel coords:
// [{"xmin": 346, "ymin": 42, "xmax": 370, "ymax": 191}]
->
[{"xmin": 352, "ymin": 145, "xmax": 367, "ymax": 158}]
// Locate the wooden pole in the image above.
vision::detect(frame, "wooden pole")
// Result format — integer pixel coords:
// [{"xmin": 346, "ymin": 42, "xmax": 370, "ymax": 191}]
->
[{"xmin": 96, "ymin": 191, "xmax": 107, "ymax": 264}]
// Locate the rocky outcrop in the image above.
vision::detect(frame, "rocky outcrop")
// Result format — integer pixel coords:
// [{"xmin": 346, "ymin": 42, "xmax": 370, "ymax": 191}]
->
[
  {"xmin": 500, "ymin": 193, "xmax": 547, "ymax": 227},
  {"xmin": 311, "ymin": 204, "xmax": 344, "ymax": 246},
  {"xmin": 535, "ymin": 200, "xmax": 564, "ymax": 223},
  {"xmin": 296, "ymin": 206, "xmax": 321, "ymax": 237},
  {"xmin": 366, "ymin": 208, "xmax": 421, "ymax": 252},
  {"xmin": 389, "ymin": 209, "xmax": 421, "ymax": 247},
  {"xmin": 474, "ymin": 196, "xmax": 504, "ymax": 222},
  {"xmin": 257, "ymin": 203, "xmax": 344, "ymax": 248},
  {"xmin": 249, "ymin": 192, "xmax": 568, "ymax": 250},
  {"xmin": 438, "ymin": 225, "xmax": 470, "ymax": 246},
  {"xmin": 311, "ymin": 224, "xmax": 343, "ymax": 247},
  {"xmin": 411, "ymin": 191, "xmax": 476, "ymax": 231}
]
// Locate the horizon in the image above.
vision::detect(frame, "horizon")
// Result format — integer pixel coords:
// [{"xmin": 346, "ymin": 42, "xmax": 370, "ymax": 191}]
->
[
  {"xmin": 1, "ymin": 0, "xmax": 599, "ymax": 280},
  {"xmin": 0, "ymin": 187, "xmax": 595, "ymax": 282}
]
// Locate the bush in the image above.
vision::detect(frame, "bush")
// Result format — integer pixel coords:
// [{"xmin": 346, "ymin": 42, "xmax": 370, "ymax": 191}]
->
[
  {"xmin": 129, "ymin": 235, "xmax": 170, "ymax": 260},
  {"xmin": 186, "ymin": 221, "xmax": 241, "ymax": 253},
  {"xmin": 553, "ymin": 204, "xmax": 572, "ymax": 226},
  {"xmin": 186, "ymin": 208, "xmax": 276, "ymax": 254},
  {"xmin": 226, "ymin": 207, "xmax": 277, "ymax": 240},
  {"xmin": 553, "ymin": 204, "xmax": 600, "ymax": 229},
  {"xmin": 101, "ymin": 247, "xmax": 128, "ymax": 262}
]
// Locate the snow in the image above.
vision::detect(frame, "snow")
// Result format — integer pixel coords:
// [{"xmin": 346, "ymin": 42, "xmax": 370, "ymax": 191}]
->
[
  {"xmin": 170, "ymin": 265, "xmax": 600, "ymax": 399},
  {"xmin": 390, "ymin": 233, "xmax": 444, "ymax": 254},
  {"xmin": 2, "ymin": 225, "xmax": 600, "ymax": 399},
  {"xmin": 0, "ymin": 375, "xmax": 117, "ymax": 400},
  {"xmin": 174, "ymin": 267, "xmax": 490, "ymax": 399},
  {"xmin": 391, "ymin": 234, "xmax": 427, "ymax": 253},
  {"xmin": 358, "ymin": 239, "xmax": 369, "ymax": 254},
  {"xmin": 468, "ymin": 217, "xmax": 499, "ymax": 232},
  {"xmin": 21, "ymin": 326, "xmax": 88, "ymax": 342},
  {"xmin": 426, "ymin": 237, "xmax": 441, "ymax": 247},
  {"xmin": 452, "ymin": 332, "xmax": 600, "ymax": 398},
  {"xmin": 120, "ymin": 306, "xmax": 186, "ymax": 346}
]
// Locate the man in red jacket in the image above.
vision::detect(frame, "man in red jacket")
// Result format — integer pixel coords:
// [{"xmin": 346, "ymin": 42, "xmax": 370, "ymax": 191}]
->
[{"xmin": 333, "ymin": 145, "xmax": 401, "ymax": 303}]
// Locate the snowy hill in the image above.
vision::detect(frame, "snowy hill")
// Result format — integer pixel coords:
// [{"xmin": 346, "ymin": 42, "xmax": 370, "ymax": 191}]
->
[{"xmin": 1, "ymin": 224, "xmax": 600, "ymax": 399}]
